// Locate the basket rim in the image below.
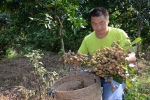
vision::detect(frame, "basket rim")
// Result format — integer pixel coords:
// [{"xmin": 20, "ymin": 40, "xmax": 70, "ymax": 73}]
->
[
  {"xmin": 51, "ymin": 73, "xmax": 100, "ymax": 93},
  {"xmin": 55, "ymin": 81, "xmax": 100, "ymax": 93}
]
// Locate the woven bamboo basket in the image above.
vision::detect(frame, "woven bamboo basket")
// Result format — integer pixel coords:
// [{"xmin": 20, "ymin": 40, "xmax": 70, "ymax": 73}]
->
[{"xmin": 50, "ymin": 73, "xmax": 102, "ymax": 100}]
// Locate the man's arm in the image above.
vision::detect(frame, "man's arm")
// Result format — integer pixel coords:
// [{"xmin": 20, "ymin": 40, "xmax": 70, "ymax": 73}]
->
[{"xmin": 78, "ymin": 37, "xmax": 88, "ymax": 54}]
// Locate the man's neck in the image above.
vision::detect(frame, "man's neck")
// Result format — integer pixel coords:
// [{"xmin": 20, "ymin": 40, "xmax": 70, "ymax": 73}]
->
[{"xmin": 96, "ymin": 28, "xmax": 109, "ymax": 39}]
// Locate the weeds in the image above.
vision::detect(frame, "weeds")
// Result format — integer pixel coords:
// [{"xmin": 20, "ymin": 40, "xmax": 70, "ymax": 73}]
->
[
  {"xmin": 5, "ymin": 47, "xmax": 23, "ymax": 59},
  {"xmin": 124, "ymin": 64, "xmax": 150, "ymax": 100},
  {"xmin": 25, "ymin": 50, "xmax": 58, "ymax": 100}
]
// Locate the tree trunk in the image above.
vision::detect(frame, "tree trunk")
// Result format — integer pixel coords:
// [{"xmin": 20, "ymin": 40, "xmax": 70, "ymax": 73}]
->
[
  {"xmin": 59, "ymin": 28, "xmax": 65, "ymax": 51},
  {"xmin": 56, "ymin": 15, "xmax": 65, "ymax": 51},
  {"xmin": 136, "ymin": 0, "xmax": 142, "ymax": 57}
]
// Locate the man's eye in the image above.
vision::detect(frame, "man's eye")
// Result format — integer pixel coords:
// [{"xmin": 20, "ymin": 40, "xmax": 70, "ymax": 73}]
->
[
  {"xmin": 100, "ymin": 21, "xmax": 104, "ymax": 24},
  {"xmin": 92, "ymin": 23, "xmax": 96, "ymax": 26}
]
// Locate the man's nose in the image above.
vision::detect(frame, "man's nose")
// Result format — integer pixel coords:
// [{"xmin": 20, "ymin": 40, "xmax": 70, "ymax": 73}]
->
[{"xmin": 97, "ymin": 25, "xmax": 102, "ymax": 29}]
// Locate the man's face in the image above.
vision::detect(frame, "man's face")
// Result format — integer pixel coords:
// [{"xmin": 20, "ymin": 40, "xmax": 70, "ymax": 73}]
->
[{"xmin": 91, "ymin": 15, "xmax": 109, "ymax": 36}]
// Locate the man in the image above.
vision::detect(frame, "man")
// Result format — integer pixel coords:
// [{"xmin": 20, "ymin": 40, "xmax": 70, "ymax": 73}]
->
[{"xmin": 78, "ymin": 7, "xmax": 136, "ymax": 100}]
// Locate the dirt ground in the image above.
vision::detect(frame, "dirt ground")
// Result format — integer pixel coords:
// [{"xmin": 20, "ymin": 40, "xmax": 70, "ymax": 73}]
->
[
  {"xmin": 0, "ymin": 53, "xmax": 73, "ymax": 100},
  {"xmin": 0, "ymin": 52, "xmax": 148, "ymax": 100}
]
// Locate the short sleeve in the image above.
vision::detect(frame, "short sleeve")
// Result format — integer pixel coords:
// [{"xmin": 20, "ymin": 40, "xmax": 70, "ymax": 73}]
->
[
  {"xmin": 78, "ymin": 37, "xmax": 88, "ymax": 54},
  {"xmin": 120, "ymin": 30, "xmax": 130, "ymax": 47},
  {"xmin": 119, "ymin": 30, "xmax": 131, "ymax": 52}
]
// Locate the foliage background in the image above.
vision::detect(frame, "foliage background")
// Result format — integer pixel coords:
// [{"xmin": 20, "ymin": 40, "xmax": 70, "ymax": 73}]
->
[{"xmin": 0, "ymin": 0, "xmax": 149, "ymax": 56}]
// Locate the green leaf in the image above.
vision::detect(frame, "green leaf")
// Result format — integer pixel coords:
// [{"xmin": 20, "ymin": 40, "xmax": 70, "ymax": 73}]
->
[
  {"xmin": 129, "ymin": 46, "xmax": 136, "ymax": 52},
  {"xmin": 6, "ymin": 0, "xmax": 13, "ymax": 3},
  {"xmin": 139, "ymin": 94, "xmax": 147, "ymax": 100},
  {"xmin": 112, "ymin": 75, "xmax": 123, "ymax": 83},
  {"xmin": 122, "ymin": 64, "xmax": 128, "ymax": 69},
  {"xmin": 58, "ymin": 49, "xmax": 65, "ymax": 57},
  {"xmin": 45, "ymin": 4, "xmax": 52, "ymax": 8},
  {"xmin": 126, "ymin": 78, "xmax": 131, "ymax": 88},
  {"xmin": 127, "ymin": 66, "xmax": 135, "ymax": 76},
  {"xmin": 124, "ymin": 40, "xmax": 131, "ymax": 45},
  {"xmin": 28, "ymin": 17, "xmax": 34, "ymax": 20},
  {"xmin": 131, "ymin": 37, "xmax": 142, "ymax": 45},
  {"xmin": 105, "ymin": 74, "xmax": 123, "ymax": 84}
]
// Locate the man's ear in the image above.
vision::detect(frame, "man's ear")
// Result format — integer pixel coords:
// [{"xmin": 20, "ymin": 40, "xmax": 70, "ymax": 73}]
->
[{"xmin": 107, "ymin": 17, "xmax": 109, "ymax": 23}]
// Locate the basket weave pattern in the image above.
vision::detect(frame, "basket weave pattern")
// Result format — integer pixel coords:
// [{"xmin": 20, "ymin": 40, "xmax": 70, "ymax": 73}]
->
[{"xmin": 51, "ymin": 73, "xmax": 102, "ymax": 100}]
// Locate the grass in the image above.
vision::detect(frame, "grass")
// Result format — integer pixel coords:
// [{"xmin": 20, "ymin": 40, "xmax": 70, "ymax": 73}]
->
[
  {"xmin": 124, "ymin": 61, "xmax": 150, "ymax": 100},
  {"xmin": 5, "ymin": 48, "xmax": 24, "ymax": 59}
]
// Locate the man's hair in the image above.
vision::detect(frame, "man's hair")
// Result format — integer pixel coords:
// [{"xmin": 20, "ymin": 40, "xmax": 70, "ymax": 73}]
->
[{"xmin": 88, "ymin": 7, "xmax": 109, "ymax": 21}]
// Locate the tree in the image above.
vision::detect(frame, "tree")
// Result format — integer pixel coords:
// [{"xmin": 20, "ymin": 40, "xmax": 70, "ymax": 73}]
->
[
  {"xmin": 30, "ymin": 0, "xmax": 87, "ymax": 51},
  {"xmin": 0, "ymin": 0, "xmax": 149, "ymax": 55}
]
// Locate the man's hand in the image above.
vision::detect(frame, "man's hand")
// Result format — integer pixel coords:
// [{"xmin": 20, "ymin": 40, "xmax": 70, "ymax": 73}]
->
[{"xmin": 126, "ymin": 52, "xmax": 136, "ymax": 63}]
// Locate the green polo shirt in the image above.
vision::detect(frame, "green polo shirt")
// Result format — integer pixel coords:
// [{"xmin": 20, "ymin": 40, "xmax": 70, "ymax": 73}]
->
[{"xmin": 78, "ymin": 27, "xmax": 129, "ymax": 55}]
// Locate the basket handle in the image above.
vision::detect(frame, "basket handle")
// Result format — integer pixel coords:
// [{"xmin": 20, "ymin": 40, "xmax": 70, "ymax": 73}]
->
[
  {"xmin": 47, "ymin": 89, "xmax": 56, "ymax": 99},
  {"xmin": 94, "ymin": 75, "xmax": 97, "ymax": 83}
]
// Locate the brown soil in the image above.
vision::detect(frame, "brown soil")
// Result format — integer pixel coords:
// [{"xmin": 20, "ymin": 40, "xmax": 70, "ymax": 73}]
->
[{"xmin": 0, "ymin": 53, "xmax": 71, "ymax": 100}]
